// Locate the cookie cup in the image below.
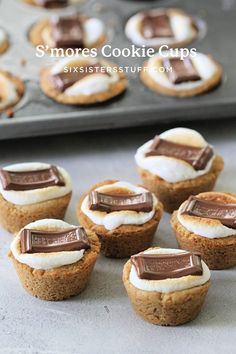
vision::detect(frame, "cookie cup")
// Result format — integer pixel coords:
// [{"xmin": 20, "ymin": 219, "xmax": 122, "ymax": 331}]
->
[
  {"xmin": 171, "ymin": 211, "xmax": 236, "ymax": 269},
  {"xmin": 140, "ymin": 57, "xmax": 222, "ymax": 97},
  {"xmin": 138, "ymin": 154, "xmax": 224, "ymax": 213},
  {"xmin": 123, "ymin": 259, "xmax": 210, "ymax": 326},
  {"xmin": 0, "ymin": 192, "xmax": 72, "ymax": 234},
  {"xmin": 0, "ymin": 70, "xmax": 25, "ymax": 112},
  {"xmin": 77, "ymin": 180, "xmax": 163, "ymax": 258},
  {"xmin": 29, "ymin": 17, "xmax": 106, "ymax": 50},
  {"xmin": 8, "ymin": 228, "xmax": 100, "ymax": 301},
  {"xmin": 40, "ymin": 64, "xmax": 127, "ymax": 105}
]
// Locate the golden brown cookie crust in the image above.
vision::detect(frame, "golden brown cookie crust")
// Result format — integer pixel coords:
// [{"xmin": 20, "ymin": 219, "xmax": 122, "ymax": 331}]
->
[
  {"xmin": 0, "ymin": 39, "xmax": 9, "ymax": 55},
  {"xmin": 8, "ymin": 229, "xmax": 100, "ymax": 301},
  {"xmin": 171, "ymin": 192, "xmax": 236, "ymax": 270},
  {"xmin": 137, "ymin": 154, "xmax": 224, "ymax": 213},
  {"xmin": 0, "ymin": 192, "xmax": 72, "ymax": 234},
  {"xmin": 0, "ymin": 70, "xmax": 25, "ymax": 112},
  {"xmin": 77, "ymin": 179, "xmax": 163, "ymax": 258},
  {"xmin": 123, "ymin": 258, "xmax": 210, "ymax": 326},
  {"xmin": 29, "ymin": 17, "xmax": 106, "ymax": 50},
  {"xmin": 140, "ymin": 57, "xmax": 222, "ymax": 97},
  {"xmin": 40, "ymin": 64, "xmax": 127, "ymax": 105}
]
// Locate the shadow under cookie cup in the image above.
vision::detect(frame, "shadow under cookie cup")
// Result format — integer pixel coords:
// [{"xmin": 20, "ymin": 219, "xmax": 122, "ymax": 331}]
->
[
  {"xmin": 76, "ymin": 180, "xmax": 163, "ymax": 258},
  {"xmin": 0, "ymin": 192, "xmax": 72, "ymax": 234},
  {"xmin": 171, "ymin": 210, "xmax": 236, "ymax": 270},
  {"xmin": 8, "ymin": 229, "xmax": 100, "ymax": 301},
  {"xmin": 123, "ymin": 259, "xmax": 210, "ymax": 326},
  {"xmin": 137, "ymin": 154, "xmax": 224, "ymax": 213}
]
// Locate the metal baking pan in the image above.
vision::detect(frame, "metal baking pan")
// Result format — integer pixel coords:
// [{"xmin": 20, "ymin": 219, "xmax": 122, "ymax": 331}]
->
[{"xmin": 0, "ymin": 0, "xmax": 235, "ymax": 140}]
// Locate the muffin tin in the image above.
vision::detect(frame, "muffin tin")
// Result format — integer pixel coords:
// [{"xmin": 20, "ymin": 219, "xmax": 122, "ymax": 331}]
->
[{"xmin": 0, "ymin": 0, "xmax": 235, "ymax": 140}]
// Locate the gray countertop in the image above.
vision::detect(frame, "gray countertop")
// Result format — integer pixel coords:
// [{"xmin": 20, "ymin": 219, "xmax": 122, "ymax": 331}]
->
[{"xmin": 0, "ymin": 120, "xmax": 235, "ymax": 354}]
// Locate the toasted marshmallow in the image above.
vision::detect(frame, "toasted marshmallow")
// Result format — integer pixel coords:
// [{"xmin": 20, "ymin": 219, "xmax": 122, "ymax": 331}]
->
[
  {"xmin": 125, "ymin": 9, "xmax": 197, "ymax": 47},
  {"xmin": 41, "ymin": 17, "xmax": 105, "ymax": 48},
  {"xmin": 135, "ymin": 128, "xmax": 215, "ymax": 183},
  {"xmin": 0, "ymin": 162, "xmax": 72, "ymax": 205},
  {"xmin": 129, "ymin": 248, "xmax": 210, "ymax": 293},
  {"xmin": 178, "ymin": 192, "xmax": 236, "ymax": 239},
  {"xmin": 81, "ymin": 181, "xmax": 158, "ymax": 231},
  {"xmin": 50, "ymin": 56, "xmax": 119, "ymax": 96},
  {"xmin": 10, "ymin": 219, "xmax": 85, "ymax": 270},
  {"xmin": 144, "ymin": 52, "xmax": 218, "ymax": 91}
]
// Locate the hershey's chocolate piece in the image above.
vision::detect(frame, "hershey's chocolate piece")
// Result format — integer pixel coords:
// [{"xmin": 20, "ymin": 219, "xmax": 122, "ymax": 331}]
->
[
  {"xmin": 51, "ymin": 63, "xmax": 109, "ymax": 92},
  {"xmin": 163, "ymin": 57, "xmax": 201, "ymax": 84},
  {"xmin": 131, "ymin": 252, "xmax": 203, "ymax": 280},
  {"xmin": 0, "ymin": 165, "xmax": 65, "ymax": 191},
  {"xmin": 88, "ymin": 191, "xmax": 153, "ymax": 212},
  {"xmin": 35, "ymin": 0, "xmax": 68, "ymax": 8},
  {"xmin": 145, "ymin": 135, "xmax": 213, "ymax": 170},
  {"xmin": 51, "ymin": 15, "xmax": 83, "ymax": 48},
  {"xmin": 20, "ymin": 227, "xmax": 90, "ymax": 254},
  {"xmin": 181, "ymin": 195, "xmax": 236, "ymax": 229},
  {"xmin": 141, "ymin": 13, "xmax": 173, "ymax": 38}
]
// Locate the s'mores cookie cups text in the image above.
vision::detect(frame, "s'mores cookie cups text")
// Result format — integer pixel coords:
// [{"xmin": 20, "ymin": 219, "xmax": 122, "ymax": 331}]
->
[
  {"xmin": 141, "ymin": 52, "xmax": 222, "ymax": 97},
  {"xmin": 0, "ymin": 27, "xmax": 9, "ymax": 55},
  {"xmin": 29, "ymin": 14, "xmax": 106, "ymax": 50},
  {"xmin": 8, "ymin": 219, "xmax": 100, "ymax": 301},
  {"xmin": 135, "ymin": 128, "xmax": 224, "ymax": 213},
  {"xmin": 40, "ymin": 56, "xmax": 127, "ymax": 105},
  {"xmin": 0, "ymin": 71, "xmax": 24, "ymax": 112},
  {"xmin": 77, "ymin": 180, "xmax": 163, "ymax": 258},
  {"xmin": 123, "ymin": 248, "xmax": 210, "ymax": 326},
  {"xmin": 125, "ymin": 8, "xmax": 198, "ymax": 48},
  {"xmin": 171, "ymin": 192, "xmax": 236, "ymax": 269},
  {"xmin": 0, "ymin": 162, "xmax": 72, "ymax": 233}
]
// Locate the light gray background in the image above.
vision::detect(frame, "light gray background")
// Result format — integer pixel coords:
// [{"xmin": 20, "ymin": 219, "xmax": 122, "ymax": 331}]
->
[{"xmin": 0, "ymin": 120, "xmax": 235, "ymax": 354}]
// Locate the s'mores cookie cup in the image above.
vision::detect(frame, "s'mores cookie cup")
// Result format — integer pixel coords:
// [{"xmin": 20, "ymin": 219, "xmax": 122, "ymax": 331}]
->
[
  {"xmin": 8, "ymin": 219, "xmax": 100, "ymax": 301},
  {"xmin": 22, "ymin": 0, "xmax": 83, "ymax": 8},
  {"xmin": 40, "ymin": 56, "xmax": 127, "ymax": 105},
  {"xmin": 135, "ymin": 128, "xmax": 224, "ymax": 213},
  {"xmin": 171, "ymin": 192, "xmax": 236, "ymax": 269},
  {"xmin": 0, "ymin": 28, "xmax": 9, "ymax": 55},
  {"xmin": 141, "ymin": 52, "xmax": 222, "ymax": 97},
  {"xmin": 123, "ymin": 248, "xmax": 210, "ymax": 326},
  {"xmin": 125, "ymin": 8, "xmax": 198, "ymax": 48},
  {"xmin": 0, "ymin": 162, "xmax": 72, "ymax": 233},
  {"xmin": 29, "ymin": 14, "xmax": 106, "ymax": 50},
  {"xmin": 77, "ymin": 180, "xmax": 163, "ymax": 258},
  {"xmin": 0, "ymin": 71, "xmax": 24, "ymax": 112}
]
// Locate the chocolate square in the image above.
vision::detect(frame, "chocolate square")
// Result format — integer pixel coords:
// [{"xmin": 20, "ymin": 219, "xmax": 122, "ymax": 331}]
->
[
  {"xmin": 142, "ymin": 13, "xmax": 173, "ymax": 38},
  {"xmin": 131, "ymin": 252, "xmax": 203, "ymax": 280},
  {"xmin": 20, "ymin": 227, "xmax": 90, "ymax": 253},
  {"xmin": 0, "ymin": 165, "xmax": 65, "ymax": 191},
  {"xmin": 145, "ymin": 135, "xmax": 213, "ymax": 171},
  {"xmin": 88, "ymin": 191, "xmax": 153, "ymax": 212},
  {"xmin": 51, "ymin": 15, "xmax": 83, "ymax": 48},
  {"xmin": 181, "ymin": 196, "xmax": 236, "ymax": 229},
  {"xmin": 163, "ymin": 57, "xmax": 201, "ymax": 84},
  {"xmin": 36, "ymin": 0, "xmax": 68, "ymax": 8}
]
